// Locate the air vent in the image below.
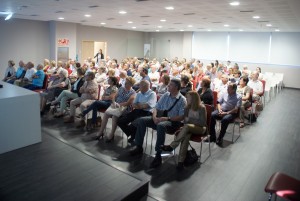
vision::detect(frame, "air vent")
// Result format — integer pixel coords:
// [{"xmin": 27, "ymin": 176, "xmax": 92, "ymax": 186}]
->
[
  {"xmin": 136, "ymin": 0, "xmax": 149, "ymax": 1},
  {"xmin": 258, "ymin": 21, "xmax": 269, "ymax": 22},
  {"xmin": 197, "ymin": 28, "xmax": 204, "ymax": 29},
  {"xmin": 107, "ymin": 18, "xmax": 115, "ymax": 20},
  {"xmin": 30, "ymin": 14, "xmax": 39, "ymax": 16},
  {"xmin": 55, "ymin": 11, "xmax": 64, "ymax": 13},
  {"xmin": 173, "ymin": 22, "xmax": 182, "ymax": 24},
  {"xmin": 116, "ymin": 25, "xmax": 122, "ymax": 26},
  {"xmin": 169, "ymin": 28, "xmax": 175, "ymax": 29},
  {"xmin": 81, "ymin": 20, "xmax": 86, "ymax": 22},
  {"xmin": 240, "ymin": 10, "xmax": 254, "ymax": 12},
  {"xmin": 183, "ymin": 13, "xmax": 195, "ymax": 15},
  {"xmin": 142, "ymin": 24, "xmax": 149, "ymax": 25},
  {"xmin": 212, "ymin": 22, "xmax": 222, "ymax": 23},
  {"xmin": 140, "ymin": 16, "xmax": 151, "ymax": 18},
  {"xmin": 89, "ymin": 5, "xmax": 99, "ymax": 8}
]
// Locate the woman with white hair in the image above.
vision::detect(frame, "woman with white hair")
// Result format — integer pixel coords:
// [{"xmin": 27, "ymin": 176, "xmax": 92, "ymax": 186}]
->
[{"xmin": 40, "ymin": 69, "xmax": 71, "ymax": 115}]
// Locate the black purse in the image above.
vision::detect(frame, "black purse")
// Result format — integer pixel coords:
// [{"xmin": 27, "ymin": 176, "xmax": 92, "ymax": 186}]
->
[{"xmin": 184, "ymin": 143, "xmax": 198, "ymax": 166}]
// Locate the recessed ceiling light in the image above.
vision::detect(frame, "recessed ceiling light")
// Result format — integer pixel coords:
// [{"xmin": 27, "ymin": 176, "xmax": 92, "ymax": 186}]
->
[
  {"xmin": 132, "ymin": 27, "xmax": 136, "ymax": 29},
  {"xmin": 165, "ymin": 6, "xmax": 174, "ymax": 10},
  {"xmin": 275, "ymin": 29, "xmax": 280, "ymax": 32},
  {"xmin": 224, "ymin": 24, "xmax": 230, "ymax": 27},
  {"xmin": 156, "ymin": 30, "xmax": 160, "ymax": 32},
  {"xmin": 207, "ymin": 29, "xmax": 212, "ymax": 32},
  {"xmin": 128, "ymin": 21, "xmax": 133, "ymax": 24},
  {"xmin": 180, "ymin": 29, "xmax": 184, "ymax": 31},
  {"xmin": 160, "ymin": 19, "xmax": 166, "ymax": 22},
  {"xmin": 58, "ymin": 17, "xmax": 64, "ymax": 20},
  {"xmin": 119, "ymin": 11, "xmax": 127, "ymax": 14},
  {"xmin": 188, "ymin": 25, "xmax": 193, "ymax": 27},
  {"xmin": 266, "ymin": 24, "xmax": 272, "ymax": 27},
  {"xmin": 100, "ymin": 22, "xmax": 106, "ymax": 25},
  {"xmin": 239, "ymin": 29, "xmax": 244, "ymax": 31},
  {"xmin": 230, "ymin": 1, "xmax": 240, "ymax": 6},
  {"xmin": 85, "ymin": 14, "xmax": 91, "ymax": 17},
  {"xmin": 253, "ymin": 16, "xmax": 260, "ymax": 19},
  {"xmin": 158, "ymin": 26, "xmax": 162, "ymax": 28}
]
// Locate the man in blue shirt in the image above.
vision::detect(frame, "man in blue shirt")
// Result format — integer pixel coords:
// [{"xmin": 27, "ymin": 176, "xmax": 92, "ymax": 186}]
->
[
  {"xmin": 117, "ymin": 80, "xmax": 156, "ymax": 142},
  {"xmin": 129, "ymin": 79, "xmax": 187, "ymax": 168},
  {"xmin": 209, "ymin": 83, "xmax": 242, "ymax": 147},
  {"xmin": 132, "ymin": 67, "xmax": 151, "ymax": 91}
]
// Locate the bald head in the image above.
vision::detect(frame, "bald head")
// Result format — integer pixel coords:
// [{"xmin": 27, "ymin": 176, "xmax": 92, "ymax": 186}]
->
[{"xmin": 139, "ymin": 80, "xmax": 150, "ymax": 93}]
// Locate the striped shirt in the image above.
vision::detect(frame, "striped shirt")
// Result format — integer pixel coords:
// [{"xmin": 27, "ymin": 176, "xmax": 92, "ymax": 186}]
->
[
  {"xmin": 156, "ymin": 92, "xmax": 186, "ymax": 117},
  {"xmin": 115, "ymin": 87, "xmax": 136, "ymax": 112}
]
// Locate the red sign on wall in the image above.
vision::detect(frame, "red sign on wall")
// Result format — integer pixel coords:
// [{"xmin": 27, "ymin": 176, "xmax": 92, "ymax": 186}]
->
[{"xmin": 58, "ymin": 38, "xmax": 69, "ymax": 46}]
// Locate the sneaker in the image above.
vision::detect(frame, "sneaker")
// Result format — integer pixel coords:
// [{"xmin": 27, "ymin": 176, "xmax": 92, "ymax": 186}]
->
[
  {"xmin": 149, "ymin": 154, "xmax": 162, "ymax": 168},
  {"xmin": 129, "ymin": 146, "xmax": 143, "ymax": 156}
]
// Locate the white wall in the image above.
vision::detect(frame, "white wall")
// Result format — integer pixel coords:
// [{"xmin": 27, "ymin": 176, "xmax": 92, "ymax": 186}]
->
[{"xmin": 0, "ymin": 19, "xmax": 50, "ymax": 76}]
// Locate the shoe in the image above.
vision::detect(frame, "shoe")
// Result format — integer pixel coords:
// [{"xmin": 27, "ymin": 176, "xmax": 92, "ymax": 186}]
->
[
  {"xmin": 129, "ymin": 146, "xmax": 143, "ymax": 156},
  {"xmin": 216, "ymin": 139, "xmax": 224, "ymax": 147},
  {"xmin": 93, "ymin": 134, "xmax": 104, "ymax": 141},
  {"xmin": 78, "ymin": 113, "xmax": 85, "ymax": 118},
  {"xmin": 64, "ymin": 116, "xmax": 74, "ymax": 123},
  {"xmin": 160, "ymin": 145, "xmax": 173, "ymax": 152},
  {"xmin": 128, "ymin": 134, "xmax": 135, "ymax": 143},
  {"xmin": 149, "ymin": 154, "xmax": 162, "ymax": 168},
  {"xmin": 176, "ymin": 162, "xmax": 184, "ymax": 171},
  {"xmin": 240, "ymin": 122, "xmax": 245, "ymax": 128},
  {"xmin": 105, "ymin": 136, "xmax": 114, "ymax": 143}
]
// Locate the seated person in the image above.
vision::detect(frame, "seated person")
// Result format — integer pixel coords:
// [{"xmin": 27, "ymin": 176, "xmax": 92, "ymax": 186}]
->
[
  {"xmin": 78, "ymin": 76, "xmax": 119, "ymax": 127},
  {"xmin": 40, "ymin": 69, "xmax": 70, "ymax": 114},
  {"xmin": 236, "ymin": 76, "xmax": 251, "ymax": 128},
  {"xmin": 161, "ymin": 91, "xmax": 206, "ymax": 170},
  {"xmin": 63, "ymin": 72, "xmax": 98, "ymax": 123},
  {"xmin": 132, "ymin": 67, "xmax": 151, "ymax": 91},
  {"xmin": 14, "ymin": 62, "xmax": 37, "ymax": 87},
  {"xmin": 209, "ymin": 83, "xmax": 242, "ymax": 147},
  {"xmin": 94, "ymin": 77, "xmax": 136, "ymax": 142},
  {"xmin": 6, "ymin": 60, "xmax": 26, "ymax": 84},
  {"xmin": 3, "ymin": 60, "xmax": 16, "ymax": 82},
  {"xmin": 156, "ymin": 75, "xmax": 170, "ymax": 98},
  {"xmin": 129, "ymin": 79, "xmax": 187, "ymax": 169},
  {"xmin": 95, "ymin": 66, "xmax": 107, "ymax": 85},
  {"xmin": 51, "ymin": 67, "xmax": 86, "ymax": 117},
  {"xmin": 148, "ymin": 64, "xmax": 160, "ymax": 90},
  {"xmin": 197, "ymin": 76, "xmax": 213, "ymax": 105},
  {"xmin": 24, "ymin": 64, "xmax": 45, "ymax": 90},
  {"xmin": 248, "ymin": 71, "xmax": 263, "ymax": 101},
  {"xmin": 117, "ymin": 80, "xmax": 156, "ymax": 142},
  {"xmin": 180, "ymin": 75, "xmax": 192, "ymax": 96}
]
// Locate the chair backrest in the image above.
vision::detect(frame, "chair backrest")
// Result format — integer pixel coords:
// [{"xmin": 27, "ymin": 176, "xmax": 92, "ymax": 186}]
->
[
  {"xmin": 260, "ymin": 80, "xmax": 266, "ymax": 96},
  {"xmin": 213, "ymin": 91, "xmax": 218, "ymax": 109},
  {"xmin": 42, "ymin": 74, "xmax": 49, "ymax": 89},
  {"xmin": 205, "ymin": 104, "xmax": 213, "ymax": 133}
]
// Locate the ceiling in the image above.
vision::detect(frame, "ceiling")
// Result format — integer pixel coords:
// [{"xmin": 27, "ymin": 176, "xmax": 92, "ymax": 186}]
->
[{"xmin": 1, "ymin": 0, "xmax": 300, "ymax": 32}]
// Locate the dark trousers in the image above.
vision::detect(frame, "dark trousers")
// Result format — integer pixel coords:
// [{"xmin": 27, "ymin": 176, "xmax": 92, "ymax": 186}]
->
[
  {"xmin": 83, "ymin": 100, "xmax": 111, "ymax": 123},
  {"xmin": 24, "ymin": 84, "xmax": 42, "ymax": 90},
  {"xmin": 210, "ymin": 110, "xmax": 237, "ymax": 140},
  {"xmin": 117, "ymin": 109, "xmax": 151, "ymax": 137}
]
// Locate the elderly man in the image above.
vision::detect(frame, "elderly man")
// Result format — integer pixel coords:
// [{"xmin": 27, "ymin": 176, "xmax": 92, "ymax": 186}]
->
[
  {"xmin": 129, "ymin": 79, "xmax": 187, "ymax": 168},
  {"xmin": 209, "ymin": 83, "xmax": 242, "ymax": 147},
  {"xmin": 14, "ymin": 62, "xmax": 36, "ymax": 87},
  {"xmin": 133, "ymin": 67, "xmax": 151, "ymax": 91},
  {"xmin": 248, "ymin": 71, "xmax": 263, "ymax": 101},
  {"xmin": 117, "ymin": 80, "xmax": 156, "ymax": 142}
]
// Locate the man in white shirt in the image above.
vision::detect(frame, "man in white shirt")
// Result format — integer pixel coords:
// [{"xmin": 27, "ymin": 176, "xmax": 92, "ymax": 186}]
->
[
  {"xmin": 14, "ymin": 62, "xmax": 37, "ymax": 86},
  {"xmin": 248, "ymin": 71, "xmax": 263, "ymax": 101}
]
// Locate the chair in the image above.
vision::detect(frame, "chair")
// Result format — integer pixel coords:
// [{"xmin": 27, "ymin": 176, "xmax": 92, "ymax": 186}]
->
[
  {"xmin": 265, "ymin": 172, "xmax": 300, "ymax": 201},
  {"xmin": 261, "ymin": 80, "xmax": 266, "ymax": 106},
  {"xmin": 213, "ymin": 91, "xmax": 218, "ymax": 109},
  {"xmin": 189, "ymin": 104, "xmax": 213, "ymax": 163},
  {"xmin": 245, "ymin": 88, "xmax": 255, "ymax": 124},
  {"xmin": 33, "ymin": 74, "xmax": 49, "ymax": 93}
]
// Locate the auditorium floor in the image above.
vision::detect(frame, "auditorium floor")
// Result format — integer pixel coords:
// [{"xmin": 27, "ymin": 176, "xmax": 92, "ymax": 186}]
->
[{"xmin": 1, "ymin": 88, "xmax": 300, "ymax": 201}]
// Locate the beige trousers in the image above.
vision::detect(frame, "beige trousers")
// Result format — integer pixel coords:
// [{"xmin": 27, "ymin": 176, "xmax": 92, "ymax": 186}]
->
[{"xmin": 170, "ymin": 124, "xmax": 206, "ymax": 162}]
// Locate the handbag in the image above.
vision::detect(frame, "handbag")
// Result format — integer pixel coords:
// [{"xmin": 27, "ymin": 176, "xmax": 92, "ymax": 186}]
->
[
  {"xmin": 255, "ymin": 100, "xmax": 264, "ymax": 112},
  {"xmin": 105, "ymin": 102, "xmax": 127, "ymax": 117},
  {"xmin": 184, "ymin": 143, "xmax": 198, "ymax": 166},
  {"xmin": 156, "ymin": 96, "xmax": 181, "ymax": 118}
]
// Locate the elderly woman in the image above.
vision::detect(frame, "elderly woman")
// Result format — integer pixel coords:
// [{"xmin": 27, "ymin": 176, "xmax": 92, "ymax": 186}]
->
[
  {"xmin": 94, "ymin": 77, "xmax": 136, "ymax": 142},
  {"xmin": 63, "ymin": 71, "xmax": 98, "ymax": 124},
  {"xmin": 236, "ymin": 75, "xmax": 251, "ymax": 128},
  {"xmin": 197, "ymin": 76, "xmax": 214, "ymax": 105},
  {"xmin": 161, "ymin": 91, "xmax": 207, "ymax": 170},
  {"xmin": 78, "ymin": 76, "xmax": 119, "ymax": 127},
  {"xmin": 51, "ymin": 67, "xmax": 86, "ymax": 117},
  {"xmin": 3, "ymin": 60, "xmax": 16, "ymax": 82},
  {"xmin": 40, "ymin": 69, "xmax": 70, "ymax": 115}
]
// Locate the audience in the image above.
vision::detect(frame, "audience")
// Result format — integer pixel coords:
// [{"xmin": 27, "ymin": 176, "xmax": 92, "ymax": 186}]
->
[
  {"xmin": 6, "ymin": 60, "xmax": 26, "ymax": 84},
  {"xmin": 197, "ymin": 76, "xmax": 214, "ymax": 105},
  {"xmin": 24, "ymin": 64, "xmax": 45, "ymax": 90},
  {"xmin": 236, "ymin": 76, "xmax": 251, "ymax": 128}
]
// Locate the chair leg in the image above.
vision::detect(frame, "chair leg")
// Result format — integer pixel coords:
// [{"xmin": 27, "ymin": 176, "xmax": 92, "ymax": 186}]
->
[{"xmin": 268, "ymin": 193, "xmax": 272, "ymax": 201}]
